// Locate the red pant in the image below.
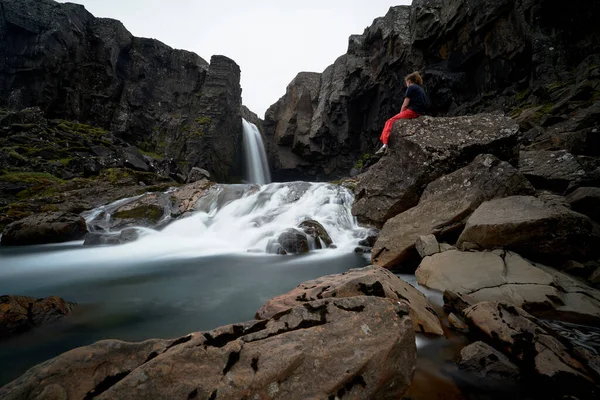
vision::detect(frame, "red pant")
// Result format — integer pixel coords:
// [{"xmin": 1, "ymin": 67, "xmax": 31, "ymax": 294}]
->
[{"xmin": 379, "ymin": 109, "xmax": 420, "ymax": 145}]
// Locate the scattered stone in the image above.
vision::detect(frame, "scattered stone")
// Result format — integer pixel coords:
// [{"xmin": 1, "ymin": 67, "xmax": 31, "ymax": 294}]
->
[
  {"xmin": 458, "ymin": 341, "xmax": 520, "ymax": 382},
  {"xmin": 457, "ymin": 196, "xmax": 595, "ymax": 261},
  {"xmin": 352, "ymin": 115, "xmax": 520, "ymax": 227},
  {"xmin": 1, "ymin": 212, "xmax": 87, "ymax": 246},
  {"xmin": 186, "ymin": 167, "xmax": 211, "ymax": 183},
  {"xmin": 566, "ymin": 187, "xmax": 600, "ymax": 222},
  {"xmin": 415, "ymin": 234, "xmax": 440, "ymax": 258},
  {"xmin": 0, "ymin": 297, "xmax": 416, "ymax": 400},
  {"xmin": 417, "ymin": 250, "xmax": 600, "ymax": 324},
  {"xmin": 448, "ymin": 313, "xmax": 469, "ymax": 333},
  {"xmin": 255, "ymin": 266, "xmax": 444, "ymax": 336},
  {"xmin": 464, "ymin": 302, "xmax": 599, "ymax": 399},
  {"xmin": 0, "ymin": 295, "xmax": 75, "ymax": 339},
  {"xmin": 372, "ymin": 155, "xmax": 534, "ymax": 268},
  {"xmin": 519, "ymin": 150, "xmax": 586, "ymax": 192}
]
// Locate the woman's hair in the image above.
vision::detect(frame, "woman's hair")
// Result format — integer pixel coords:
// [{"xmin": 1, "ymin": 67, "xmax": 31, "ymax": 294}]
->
[{"xmin": 405, "ymin": 71, "xmax": 423, "ymax": 86}]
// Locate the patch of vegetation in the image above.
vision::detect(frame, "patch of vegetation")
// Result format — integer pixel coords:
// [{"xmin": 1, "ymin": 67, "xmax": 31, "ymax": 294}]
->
[
  {"xmin": 195, "ymin": 116, "xmax": 212, "ymax": 125},
  {"xmin": 57, "ymin": 157, "xmax": 73, "ymax": 166},
  {"xmin": 138, "ymin": 149, "xmax": 164, "ymax": 160},
  {"xmin": 41, "ymin": 204, "xmax": 59, "ymax": 212},
  {"xmin": 8, "ymin": 150, "xmax": 27, "ymax": 162},
  {"xmin": 353, "ymin": 153, "xmax": 372, "ymax": 170},
  {"xmin": 56, "ymin": 120, "xmax": 108, "ymax": 137},
  {"xmin": 0, "ymin": 171, "xmax": 63, "ymax": 184},
  {"xmin": 515, "ymin": 89, "xmax": 530, "ymax": 102},
  {"xmin": 113, "ymin": 205, "xmax": 163, "ymax": 223}
]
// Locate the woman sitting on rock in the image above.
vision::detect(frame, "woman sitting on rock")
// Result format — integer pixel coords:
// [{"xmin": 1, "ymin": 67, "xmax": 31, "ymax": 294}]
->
[{"xmin": 376, "ymin": 71, "xmax": 428, "ymax": 154}]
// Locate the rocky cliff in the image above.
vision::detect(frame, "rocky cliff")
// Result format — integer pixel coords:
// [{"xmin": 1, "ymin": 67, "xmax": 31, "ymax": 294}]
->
[
  {"xmin": 0, "ymin": 0, "xmax": 243, "ymax": 181},
  {"xmin": 264, "ymin": 0, "xmax": 600, "ymax": 180}
]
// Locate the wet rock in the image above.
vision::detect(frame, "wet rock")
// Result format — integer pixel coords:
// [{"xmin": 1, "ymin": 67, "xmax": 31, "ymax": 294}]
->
[
  {"xmin": 464, "ymin": 302, "xmax": 599, "ymax": 399},
  {"xmin": 372, "ymin": 154, "xmax": 534, "ymax": 268},
  {"xmin": 0, "ymin": 295, "xmax": 75, "ymax": 339},
  {"xmin": 0, "ymin": 297, "xmax": 416, "ymax": 400},
  {"xmin": 566, "ymin": 187, "xmax": 600, "ymax": 222},
  {"xmin": 458, "ymin": 341, "xmax": 520, "ymax": 383},
  {"xmin": 353, "ymin": 116, "xmax": 520, "ymax": 227},
  {"xmin": 298, "ymin": 220, "xmax": 333, "ymax": 249},
  {"xmin": 83, "ymin": 232, "xmax": 121, "ymax": 246},
  {"xmin": 269, "ymin": 228, "xmax": 309, "ymax": 254},
  {"xmin": 457, "ymin": 196, "xmax": 595, "ymax": 261},
  {"xmin": 358, "ymin": 229, "xmax": 379, "ymax": 247},
  {"xmin": 519, "ymin": 150, "xmax": 587, "ymax": 193},
  {"xmin": 448, "ymin": 313, "xmax": 469, "ymax": 333},
  {"xmin": 415, "ymin": 234, "xmax": 440, "ymax": 258},
  {"xmin": 186, "ymin": 167, "xmax": 211, "ymax": 183},
  {"xmin": 1, "ymin": 212, "xmax": 87, "ymax": 246},
  {"xmin": 418, "ymin": 250, "xmax": 600, "ymax": 325},
  {"xmin": 169, "ymin": 179, "xmax": 214, "ymax": 215},
  {"xmin": 256, "ymin": 266, "xmax": 444, "ymax": 336}
]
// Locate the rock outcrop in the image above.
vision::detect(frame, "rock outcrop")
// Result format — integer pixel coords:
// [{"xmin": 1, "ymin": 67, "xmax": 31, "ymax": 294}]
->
[
  {"xmin": 371, "ymin": 154, "xmax": 533, "ymax": 268},
  {"xmin": 0, "ymin": 297, "xmax": 416, "ymax": 400},
  {"xmin": 458, "ymin": 341, "xmax": 520, "ymax": 384},
  {"xmin": 1, "ymin": 211, "xmax": 87, "ymax": 246},
  {"xmin": 464, "ymin": 302, "xmax": 599, "ymax": 399},
  {"xmin": 416, "ymin": 250, "xmax": 600, "ymax": 325},
  {"xmin": 457, "ymin": 195, "xmax": 596, "ymax": 261},
  {"xmin": 256, "ymin": 266, "xmax": 444, "ymax": 336},
  {"xmin": 0, "ymin": 295, "xmax": 75, "ymax": 339},
  {"xmin": 0, "ymin": 0, "xmax": 243, "ymax": 181},
  {"xmin": 263, "ymin": 0, "xmax": 600, "ymax": 180},
  {"xmin": 352, "ymin": 114, "xmax": 520, "ymax": 227}
]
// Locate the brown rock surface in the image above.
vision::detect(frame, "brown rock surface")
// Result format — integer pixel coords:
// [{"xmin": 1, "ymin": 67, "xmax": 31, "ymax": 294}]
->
[
  {"xmin": 256, "ymin": 266, "xmax": 444, "ymax": 336},
  {"xmin": 372, "ymin": 154, "xmax": 534, "ymax": 268},
  {"xmin": 417, "ymin": 250, "xmax": 600, "ymax": 324},
  {"xmin": 0, "ymin": 297, "xmax": 416, "ymax": 400},
  {"xmin": 352, "ymin": 115, "xmax": 520, "ymax": 227},
  {"xmin": 457, "ymin": 195, "xmax": 595, "ymax": 261},
  {"xmin": 0, "ymin": 295, "xmax": 75, "ymax": 339},
  {"xmin": 1, "ymin": 212, "xmax": 87, "ymax": 246},
  {"xmin": 464, "ymin": 302, "xmax": 599, "ymax": 399}
]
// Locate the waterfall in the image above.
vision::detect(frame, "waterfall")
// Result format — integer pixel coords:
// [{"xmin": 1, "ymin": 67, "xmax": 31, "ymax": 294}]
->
[{"xmin": 242, "ymin": 119, "xmax": 271, "ymax": 184}]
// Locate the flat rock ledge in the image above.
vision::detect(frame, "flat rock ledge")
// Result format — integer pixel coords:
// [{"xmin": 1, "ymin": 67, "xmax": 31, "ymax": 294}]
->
[
  {"xmin": 256, "ymin": 266, "xmax": 444, "ymax": 336},
  {"xmin": 0, "ymin": 297, "xmax": 416, "ymax": 400}
]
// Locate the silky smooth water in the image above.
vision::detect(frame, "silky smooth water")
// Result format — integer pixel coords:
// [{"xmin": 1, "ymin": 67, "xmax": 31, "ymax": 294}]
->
[{"xmin": 242, "ymin": 119, "xmax": 271, "ymax": 185}]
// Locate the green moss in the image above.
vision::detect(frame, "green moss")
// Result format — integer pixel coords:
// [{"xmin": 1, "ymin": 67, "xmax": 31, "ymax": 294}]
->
[
  {"xmin": 515, "ymin": 89, "xmax": 530, "ymax": 102},
  {"xmin": 41, "ymin": 204, "xmax": 59, "ymax": 212},
  {"xmin": 113, "ymin": 205, "xmax": 163, "ymax": 223},
  {"xmin": 56, "ymin": 120, "xmax": 107, "ymax": 136},
  {"xmin": 139, "ymin": 149, "xmax": 164, "ymax": 160},
  {"xmin": 0, "ymin": 171, "xmax": 63, "ymax": 184},
  {"xmin": 8, "ymin": 150, "xmax": 27, "ymax": 162},
  {"xmin": 195, "ymin": 116, "xmax": 212, "ymax": 125},
  {"xmin": 57, "ymin": 157, "xmax": 73, "ymax": 166},
  {"xmin": 11, "ymin": 123, "xmax": 37, "ymax": 131}
]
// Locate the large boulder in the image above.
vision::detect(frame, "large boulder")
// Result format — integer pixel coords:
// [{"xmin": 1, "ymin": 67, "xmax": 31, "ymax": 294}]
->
[
  {"xmin": 416, "ymin": 250, "xmax": 600, "ymax": 325},
  {"xmin": 256, "ymin": 266, "xmax": 444, "ymax": 336},
  {"xmin": 464, "ymin": 302, "xmax": 599, "ymax": 399},
  {"xmin": 0, "ymin": 297, "xmax": 416, "ymax": 400},
  {"xmin": 352, "ymin": 114, "xmax": 519, "ymax": 227},
  {"xmin": 372, "ymin": 154, "xmax": 534, "ymax": 268},
  {"xmin": 457, "ymin": 195, "xmax": 596, "ymax": 261},
  {"xmin": 519, "ymin": 150, "xmax": 587, "ymax": 192},
  {"xmin": 0, "ymin": 295, "xmax": 75, "ymax": 339},
  {"xmin": 1, "ymin": 212, "xmax": 87, "ymax": 246}
]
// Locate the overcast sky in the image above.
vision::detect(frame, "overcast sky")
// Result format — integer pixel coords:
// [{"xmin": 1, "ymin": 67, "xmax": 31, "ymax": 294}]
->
[{"xmin": 56, "ymin": 0, "xmax": 412, "ymax": 117}]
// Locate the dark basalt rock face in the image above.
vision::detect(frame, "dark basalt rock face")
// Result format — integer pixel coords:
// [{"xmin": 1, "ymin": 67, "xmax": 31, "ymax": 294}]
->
[
  {"xmin": 0, "ymin": 0, "xmax": 243, "ymax": 182},
  {"xmin": 263, "ymin": 0, "xmax": 600, "ymax": 180}
]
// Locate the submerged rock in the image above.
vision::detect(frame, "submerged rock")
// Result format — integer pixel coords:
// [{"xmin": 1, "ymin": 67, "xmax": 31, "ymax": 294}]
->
[
  {"xmin": 457, "ymin": 195, "xmax": 596, "ymax": 261},
  {"xmin": 0, "ymin": 295, "xmax": 75, "ymax": 339},
  {"xmin": 372, "ymin": 154, "xmax": 534, "ymax": 268},
  {"xmin": 256, "ymin": 266, "xmax": 444, "ymax": 336},
  {"xmin": 0, "ymin": 297, "xmax": 416, "ymax": 400},
  {"xmin": 267, "ymin": 228, "xmax": 310, "ymax": 255},
  {"xmin": 298, "ymin": 219, "xmax": 333, "ymax": 249},
  {"xmin": 1, "ymin": 212, "xmax": 87, "ymax": 246},
  {"xmin": 352, "ymin": 115, "xmax": 520, "ymax": 227}
]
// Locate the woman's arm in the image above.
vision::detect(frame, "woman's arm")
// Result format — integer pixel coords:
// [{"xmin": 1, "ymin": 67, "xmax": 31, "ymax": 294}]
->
[{"xmin": 401, "ymin": 97, "xmax": 410, "ymax": 112}]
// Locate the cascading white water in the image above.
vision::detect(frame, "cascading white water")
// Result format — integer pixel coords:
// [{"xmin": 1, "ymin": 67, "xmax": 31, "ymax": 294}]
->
[{"xmin": 242, "ymin": 119, "xmax": 271, "ymax": 184}]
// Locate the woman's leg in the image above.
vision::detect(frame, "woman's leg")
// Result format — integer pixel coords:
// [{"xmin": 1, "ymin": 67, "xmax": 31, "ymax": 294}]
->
[{"xmin": 379, "ymin": 109, "xmax": 420, "ymax": 145}]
